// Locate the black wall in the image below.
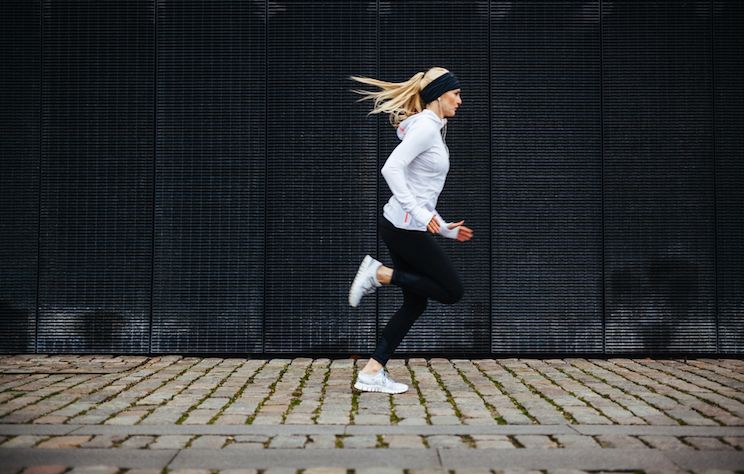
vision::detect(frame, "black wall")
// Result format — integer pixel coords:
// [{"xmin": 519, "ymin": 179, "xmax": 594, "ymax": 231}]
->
[{"xmin": 1, "ymin": 0, "xmax": 742, "ymax": 355}]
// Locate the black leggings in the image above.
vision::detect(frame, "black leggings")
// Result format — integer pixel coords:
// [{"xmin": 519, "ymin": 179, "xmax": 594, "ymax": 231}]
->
[{"xmin": 371, "ymin": 213, "xmax": 464, "ymax": 366}]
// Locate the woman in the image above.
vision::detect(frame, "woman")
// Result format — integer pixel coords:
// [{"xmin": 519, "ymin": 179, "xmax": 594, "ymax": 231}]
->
[{"xmin": 347, "ymin": 67, "xmax": 473, "ymax": 394}]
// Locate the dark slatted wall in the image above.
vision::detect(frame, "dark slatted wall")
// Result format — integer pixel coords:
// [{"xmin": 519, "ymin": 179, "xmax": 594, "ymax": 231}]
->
[
  {"xmin": 37, "ymin": 0, "xmax": 153, "ymax": 353},
  {"xmin": 0, "ymin": 0, "xmax": 40, "ymax": 353},
  {"xmin": 603, "ymin": 1, "xmax": 717, "ymax": 352},
  {"xmin": 264, "ymin": 1, "xmax": 378, "ymax": 353},
  {"xmin": 378, "ymin": 1, "xmax": 491, "ymax": 355},
  {"xmin": 1, "ymin": 0, "xmax": 742, "ymax": 356},
  {"xmin": 491, "ymin": 2, "xmax": 603, "ymax": 353},
  {"xmin": 714, "ymin": 1, "xmax": 744, "ymax": 353},
  {"xmin": 151, "ymin": 0, "xmax": 265, "ymax": 353}
]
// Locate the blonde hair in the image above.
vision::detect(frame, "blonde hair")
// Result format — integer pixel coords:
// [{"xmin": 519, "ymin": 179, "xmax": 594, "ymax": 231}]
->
[{"xmin": 348, "ymin": 67, "xmax": 450, "ymax": 128}]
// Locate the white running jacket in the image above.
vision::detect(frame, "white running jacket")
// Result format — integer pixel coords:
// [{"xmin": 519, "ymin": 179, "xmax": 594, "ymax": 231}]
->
[{"xmin": 381, "ymin": 108, "xmax": 458, "ymax": 239}]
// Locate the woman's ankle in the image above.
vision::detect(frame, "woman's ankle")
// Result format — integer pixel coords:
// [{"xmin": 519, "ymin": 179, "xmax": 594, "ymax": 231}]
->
[
  {"xmin": 376, "ymin": 265, "xmax": 393, "ymax": 285},
  {"xmin": 361, "ymin": 359, "xmax": 384, "ymax": 374}
]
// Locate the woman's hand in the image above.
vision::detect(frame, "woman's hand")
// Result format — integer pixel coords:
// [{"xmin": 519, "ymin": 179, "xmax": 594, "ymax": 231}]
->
[
  {"xmin": 426, "ymin": 216, "xmax": 441, "ymax": 234},
  {"xmin": 448, "ymin": 220, "xmax": 473, "ymax": 242}
]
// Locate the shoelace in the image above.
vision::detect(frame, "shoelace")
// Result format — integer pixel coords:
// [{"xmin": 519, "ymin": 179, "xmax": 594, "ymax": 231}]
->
[{"xmin": 379, "ymin": 368, "xmax": 394, "ymax": 386}]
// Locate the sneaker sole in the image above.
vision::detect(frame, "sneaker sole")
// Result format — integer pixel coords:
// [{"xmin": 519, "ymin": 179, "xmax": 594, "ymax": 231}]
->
[
  {"xmin": 348, "ymin": 255, "xmax": 374, "ymax": 307},
  {"xmin": 353, "ymin": 381, "xmax": 408, "ymax": 394}
]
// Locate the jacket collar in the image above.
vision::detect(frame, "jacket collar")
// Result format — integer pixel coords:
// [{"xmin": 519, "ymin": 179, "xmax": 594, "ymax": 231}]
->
[{"xmin": 421, "ymin": 108, "xmax": 447, "ymax": 129}]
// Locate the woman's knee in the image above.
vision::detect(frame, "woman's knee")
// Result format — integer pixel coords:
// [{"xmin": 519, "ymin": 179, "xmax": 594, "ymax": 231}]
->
[
  {"xmin": 403, "ymin": 293, "xmax": 428, "ymax": 313},
  {"xmin": 440, "ymin": 279, "xmax": 464, "ymax": 305}
]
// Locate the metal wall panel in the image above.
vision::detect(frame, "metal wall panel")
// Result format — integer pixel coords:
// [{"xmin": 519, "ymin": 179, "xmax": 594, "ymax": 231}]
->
[
  {"xmin": 714, "ymin": 0, "xmax": 744, "ymax": 353},
  {"xmin": 491, "ymin": 1, "xmax": 603, "ymax": 353},
  {"xmin": 0, "ymin": 0, "xmax": 40, "ymax": 353},
  {"xmin": 603, "ymin": 1, "xmax": 717, "ymax": 352},
  {"xmin": 376, "ymin": 1, "xmax": 491, "ymax": 356},
  {"xmin": 151, "ymin": 0, "xmax": 265, "ymax": 353},
  {"xmin": 37, "ymin": 0, "xmax": 153, "ymax": 353},
  {"xmin": 2, "ymin": 0, "xmax": 741, "ymax": 355},
  {"xmin": 264, "ymin": 1, "xmax": 378, "ymax": 353}
]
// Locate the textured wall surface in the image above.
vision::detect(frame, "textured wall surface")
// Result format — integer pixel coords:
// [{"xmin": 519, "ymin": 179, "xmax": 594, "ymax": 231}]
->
[{"xmin": 1, "ymin": 0, "xmax": 742, "ymax": 355}]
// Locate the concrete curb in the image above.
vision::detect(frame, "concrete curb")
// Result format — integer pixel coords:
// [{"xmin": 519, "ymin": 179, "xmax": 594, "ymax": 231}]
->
[
  {"xmin": 2, "ymin": 447, "xmax": 744, "ymax": 470},
  {"xmin": 2, "ymin": 423, "xmax": 743, "ymax": 437}
]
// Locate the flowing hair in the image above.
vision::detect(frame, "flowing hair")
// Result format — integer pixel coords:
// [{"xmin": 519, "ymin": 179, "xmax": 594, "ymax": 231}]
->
[{"xmin": 348, "ymin": 67, "xmax": 449, "ymax": 128}]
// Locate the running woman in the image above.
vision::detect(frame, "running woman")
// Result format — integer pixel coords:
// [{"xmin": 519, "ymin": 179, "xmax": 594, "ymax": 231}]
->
[{"xmin": 347, "ymin": 67, "xmax": 473, "ymax": 394}]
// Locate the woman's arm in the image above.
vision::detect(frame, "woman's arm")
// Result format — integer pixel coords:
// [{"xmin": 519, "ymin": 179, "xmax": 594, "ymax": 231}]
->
[{"xmin": 380, "ymin": 124, "xmax": 438, "ymax": 227}]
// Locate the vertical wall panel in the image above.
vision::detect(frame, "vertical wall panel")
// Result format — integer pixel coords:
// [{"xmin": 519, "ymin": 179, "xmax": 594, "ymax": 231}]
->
[
  {"xmin": 603, "ymin": 1, "xmax": 716, "ymax": 352},
  {"xmin": 377, "ymin": 1, "xmax": 491, "ymax": 355},
  {"xmin": 714, "ymin": 0, "xmax": 744, "ymax": 353},
  {"xmin": 151, "ymin": 0, "xmax": 265, "ymax": 353},
  {"xmin": 0, "ymin": 0, "xmax": 40, "ymax": 353},
  {"xmin": 264, "ymin": 0, "xmax": 378, "ymax": 353},
  {"xmin": 0, "ymin": 0, "xmax": 740, "ymax": 355},
  {"xmin": 38, "ymin": 0, "xmax": 153, "ymax": 353},
  {"xmin": 491, "ymin": 1, "xmax": 603, "ymax": 353}
]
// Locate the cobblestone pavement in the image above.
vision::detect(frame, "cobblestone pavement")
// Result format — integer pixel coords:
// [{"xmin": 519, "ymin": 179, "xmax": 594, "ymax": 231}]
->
[{"xmin": 0, "ymin": 355, "xmax": 743, "ymax": 473}]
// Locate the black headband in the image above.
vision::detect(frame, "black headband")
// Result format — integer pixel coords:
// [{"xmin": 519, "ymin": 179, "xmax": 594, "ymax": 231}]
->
[{"xmin": 420, "ymin": 71, "xmax": 461, "ymax": 104}]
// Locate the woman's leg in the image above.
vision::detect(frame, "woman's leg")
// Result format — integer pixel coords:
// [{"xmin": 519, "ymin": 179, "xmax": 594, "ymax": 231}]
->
[
  {"xmin": 362, "ymin": 220, "xmax": 464, "ymax": 373},
  {"xmin": 379, "ymin": 220, "xmax": 464, "ymax": 305},
  {"xmin": 368, "ymin": 247, "xmax": 429, "ymax": 368}
]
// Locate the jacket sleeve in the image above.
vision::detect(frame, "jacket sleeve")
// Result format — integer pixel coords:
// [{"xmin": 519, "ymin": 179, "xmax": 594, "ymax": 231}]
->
[
  {"xmin": 434, "ymin": 210, "xmax": 459, "ymax": 239},
  {"xmin": 380, "ymin": 124, "xmax": 437, "ymax": 227}
]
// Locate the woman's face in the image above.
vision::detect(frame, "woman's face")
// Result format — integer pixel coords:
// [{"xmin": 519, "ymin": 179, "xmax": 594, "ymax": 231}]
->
[{"xmin": 439, "ymin": 88, "xmax": 462, "ymax": 117}]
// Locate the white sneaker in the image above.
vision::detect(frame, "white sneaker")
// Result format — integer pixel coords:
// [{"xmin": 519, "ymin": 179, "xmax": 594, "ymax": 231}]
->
[
  {"xmin": 354, "ymin": 367, "xmax": 409, "ymax": 394},
  {"xmin": 348, "ymin": 254, "xmax": 382, "ymax": 308}
]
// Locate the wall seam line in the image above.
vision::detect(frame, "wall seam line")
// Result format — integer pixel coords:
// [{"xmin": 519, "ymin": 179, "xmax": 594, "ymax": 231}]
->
[
  {"xmin": 600, "ymin": 0, "xmax": 606, "ymax": 354},
  {"xmin": 710, "ymin": 0, "xmax": 718, "ymax": 353},
  {"xmin": 35, "ymin": 0, "xmax": 43, "ymax": 354},
  {"xmin": 149, "ymin": 0, "xmax": 158, "ymax": 355}
]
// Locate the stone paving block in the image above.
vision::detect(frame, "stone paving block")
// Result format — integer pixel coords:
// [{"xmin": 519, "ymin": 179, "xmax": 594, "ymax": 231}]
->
[
  {"xmin": 303, "ymin": 468, "xmax": 346, "ymax": 474},
  {"xmin": 426, "ymin": 434, "xmax": 467, "ymax": 448},
  {"xmin": 639, "ymin": 435, "xmax": 693, "ymax": 450},
  {"xmin": 213, "ymin": 414, "xmax": 246, "ymax": 425},
  {"xmin": 223, "ymin": 442, "xmax": 264, "ymax": 450},
  {"xmin": 304, "ymin": 434, "xmax": 337, "ymax": 449},
  {"xmin": 553, "ymin": 434, "xmax": 600, "ymax": 449},
  {"xmin": 353, "ymin": 414, "xmax": 390, "ymax": 424},
  {"xmin": 722, "ymin": 436, "xmax": 744, "ymax": 449},
  {"xmin": 80, "ymin": 434, "xmax": 128, "ymax": 449},
  {"xmin": 383, "ymin": 434, "xmax": 426, "ymax": 449},
  {"xmin": 148, "ymin": 434, "xmax": 192, "ymax": 449},
  {"xmin": 168, "ymin": 470, "xmax": 212, "ymax": 474},
  {"xmin": 190, "ymin": 435, "xmax": 229, "ymax": 449},
  {"xmin": 233, "ymin": 435, "xmax": 269, "ymax": 443},
  {"xmin": 430, "ymin": 415, "xmax": 461, "ymax": 425},
  {"xmin": 496, "ymin": 471, "xmax": 542, "ymax": 474},
  {"xmin": 450, "ymin": 469, "xmax": 493, "ymax": 474},
  {"xmin": 595, "ymin": 434, "xmax": 648, "ymax": 449},
  {"xmin": 36, "ymin": 435, "xmax": 92, "ymax": 449},
  {"xmin": 342, "ymin": 435, "xmax": 378, "ymax": 448},
  {"xmin": 397, "ymin": 417, "xmax": 428, "ymax": 425},
  {"xmin": 514, "ymin": 435, "xmax": 558, "ymax": 449},
  {"xmin": 217, "ymin": 470, "xmax": 259, "ymax": 474},
  {"xmin": 183, "ymin": 410, "xmax": 219, "ymax": 424},
  {"xmin": 66, "ymin": 467, "xmax": 120, "ymax": 474},
  {"xmin": 0, "ymin": 435, "xmax": 47, "ymax": 448},
  {"xmin": 20, "ymin": 466, "xmax": 67, "ymax": 474},
  {"xmin": 472, "ymin": 434, "xmax": 514, "ymax": 449},
  {"xmin": 683, "ymin": 436, "xmax": 735, "ymax": 450},
  {"xmin": 355, "ymin": 469, "xmax": 405, "ymax": 474},
  {"xmin": 120, "ymin": 435, "xmax": 155, "ymax": 449},
  {"xmin": 121, "ymin": 470, "xmax": 162, "ymax": 474},
  {"xmin": 267, "ymin": 435, "xmax": 306, "ymax": 449}
]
